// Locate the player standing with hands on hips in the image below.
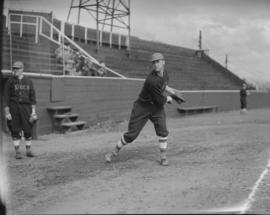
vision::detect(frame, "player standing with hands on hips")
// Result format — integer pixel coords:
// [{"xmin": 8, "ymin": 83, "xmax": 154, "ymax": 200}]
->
[
  {"xmin": 105, "ymin": 53, "xmax": 184, "ymax": 166},
  {"xmin": 3, "ymin": 61, "xmax": 38, "ymax": 159}
]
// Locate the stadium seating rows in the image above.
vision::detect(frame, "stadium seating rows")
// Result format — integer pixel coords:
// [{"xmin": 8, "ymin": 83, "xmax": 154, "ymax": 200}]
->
[{"xmin": 2, "ymin": 13, "xmax": 243, "ymax": 90}]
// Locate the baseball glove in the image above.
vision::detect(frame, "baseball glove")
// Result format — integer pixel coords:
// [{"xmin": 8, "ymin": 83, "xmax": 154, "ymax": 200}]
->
[{"xmin": 171, "ymin": 93, "xmax": 185, "ymax": 104}]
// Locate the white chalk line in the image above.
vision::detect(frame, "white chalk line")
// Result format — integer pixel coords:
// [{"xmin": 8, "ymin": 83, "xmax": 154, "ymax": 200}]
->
[
  {"xmin": 199, "ymin": 154, "xmax": 270, "ymax": 214},
  {"xmin": 240, "ymin": 157, "xmax": 270, "ymax": 214}
]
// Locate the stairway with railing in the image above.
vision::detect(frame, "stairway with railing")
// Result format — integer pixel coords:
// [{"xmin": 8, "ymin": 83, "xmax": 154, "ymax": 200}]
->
[
  {"xmin": 3, "ymin": 11, "xmax": 125, "ymax": 78},
  {"xmin": 2, "ymin": 27, "xmax": 62, "ymax": 74},
  {"xmin": 78, "ymin": 42, "xmax": 243, "ymax": 89}
]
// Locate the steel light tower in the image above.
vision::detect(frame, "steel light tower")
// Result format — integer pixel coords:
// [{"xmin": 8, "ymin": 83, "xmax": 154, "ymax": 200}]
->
[{"xmin": 67, "ymin": 0, "xmax": 131, "ymax": 52}]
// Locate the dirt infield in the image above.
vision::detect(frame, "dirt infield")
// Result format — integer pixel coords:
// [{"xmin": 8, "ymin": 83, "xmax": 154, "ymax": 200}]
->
[{"xmin": 3, "ymin": 108, "xmax": 270, "ymax": 214}]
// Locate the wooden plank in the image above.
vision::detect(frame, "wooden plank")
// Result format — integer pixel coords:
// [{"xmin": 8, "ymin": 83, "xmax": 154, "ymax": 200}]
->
[
  {"xmin": 47, "ymin": 106, "xmax": 72, "ymax": 111},
  {"xmin": 61, "ymin": 121, "xmax": 87, "ymax": 127},
  {"xmin": 177, "ymin": 106, "xmax": 218, "ymax": 116},
  {"xmin": 54, "ymin": 113, "xmax": 78, "ymax": 119},
  {"xmin": 178, "ymin": 105, "xmax": 217, "ymax": 111}
]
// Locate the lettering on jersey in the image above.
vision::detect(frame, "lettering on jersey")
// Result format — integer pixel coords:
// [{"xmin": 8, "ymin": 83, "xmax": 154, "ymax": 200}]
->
[{"xmin": 14, "ymin": 84, "xmax": 30, "ymax": 90}]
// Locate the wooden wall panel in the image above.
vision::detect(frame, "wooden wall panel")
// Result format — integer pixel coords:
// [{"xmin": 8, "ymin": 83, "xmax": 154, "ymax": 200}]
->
[
  {"xmin": 26, "ymin": 76, "xmax": 270, "ymax": 136},
  {"xmin": 31, "ymin": 77, "xmax": 52, "ymax": 135}
]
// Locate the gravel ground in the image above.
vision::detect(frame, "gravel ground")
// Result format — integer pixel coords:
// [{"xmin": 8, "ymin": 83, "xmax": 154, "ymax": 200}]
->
[{"xmin": 2, "ymin": 108, "xmax": 270, "ymax": 214}]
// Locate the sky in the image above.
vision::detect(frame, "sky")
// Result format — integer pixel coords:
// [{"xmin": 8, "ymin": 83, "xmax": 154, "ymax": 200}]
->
[{"xmin": 3, "ymin": 0, "xmax": 270, "ymax": 88}]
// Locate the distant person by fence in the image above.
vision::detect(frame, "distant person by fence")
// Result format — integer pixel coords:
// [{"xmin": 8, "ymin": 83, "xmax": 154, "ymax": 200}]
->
[{"xmin": 240, "ymin": 83, "xmax": 250, "ymax": 114}]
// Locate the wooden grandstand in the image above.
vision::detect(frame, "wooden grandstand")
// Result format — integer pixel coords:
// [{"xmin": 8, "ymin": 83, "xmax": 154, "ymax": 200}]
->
[
  {"xmin": 2, "ymin": 10, "xmax": 245, "ymax": 90},
  {"xmin": 1, "ymin": 10, "xmax": 253, "ymax": 136}
]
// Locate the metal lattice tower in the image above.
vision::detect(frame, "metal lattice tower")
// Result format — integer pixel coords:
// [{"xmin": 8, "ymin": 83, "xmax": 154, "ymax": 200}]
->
[{"xmin": 67, "ymin": 0, "xmax": 131, "ymax": 52}]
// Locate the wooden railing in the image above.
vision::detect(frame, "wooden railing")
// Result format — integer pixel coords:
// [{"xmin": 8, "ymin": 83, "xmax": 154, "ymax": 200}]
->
[{"xmin": 7, "ymin": 11, "xmax": 126, "ymax": 78}]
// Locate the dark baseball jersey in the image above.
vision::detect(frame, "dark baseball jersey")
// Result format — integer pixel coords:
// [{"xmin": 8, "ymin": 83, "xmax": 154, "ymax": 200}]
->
[
  {"xmin": 138, "ymin": 70, "xmax": 169, "ymax": 106},
  {"xmin": 3, "ymin": 76, "xmax": 36, "ymax": 106}
]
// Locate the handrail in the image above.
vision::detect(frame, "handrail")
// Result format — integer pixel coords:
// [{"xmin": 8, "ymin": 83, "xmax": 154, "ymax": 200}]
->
[
  {"xmin": 8, "ymin": 11, "xmax": 126, "ymax": 78},
  {"xmin": 39, "ymin": 16, "xmax": 99, "ymax": 65}
]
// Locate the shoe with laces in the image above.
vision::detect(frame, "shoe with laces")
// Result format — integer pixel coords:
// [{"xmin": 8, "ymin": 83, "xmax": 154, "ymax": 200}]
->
[
  {"xmin": 160, "ymin": 158, "xmax": 169, "ymax": 166},
  {"xmin": 105, "ymin": 152, "xmax": 117, "ymax": 163}
]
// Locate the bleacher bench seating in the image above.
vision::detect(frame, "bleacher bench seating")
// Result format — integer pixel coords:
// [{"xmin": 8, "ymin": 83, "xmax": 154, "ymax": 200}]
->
[{"xmin": 177, "ymin": 105, "xmax": 218, "ymax": 115}]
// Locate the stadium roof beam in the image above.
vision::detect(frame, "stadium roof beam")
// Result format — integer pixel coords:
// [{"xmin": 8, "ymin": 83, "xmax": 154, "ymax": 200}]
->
[{"xmin": 67, "ymin": 0, "xmax": 131, "ymax": 53}]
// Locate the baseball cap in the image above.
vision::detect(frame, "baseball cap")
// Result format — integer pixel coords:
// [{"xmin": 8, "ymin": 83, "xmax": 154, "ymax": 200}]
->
[
  {"xmin": 151, "ymin": 52, "xmax": 164, "ymax": 62},
  {"xmin": 12, "ymin": 61, "xmax": 24, "ymax": 69}
]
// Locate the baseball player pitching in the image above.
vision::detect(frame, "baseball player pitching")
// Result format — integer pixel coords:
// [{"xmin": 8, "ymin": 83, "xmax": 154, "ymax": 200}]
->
[
  {"xmin": 105, "ymin": 52, "xmax": 184, "ymax": 166},
  {"xmin": 3, "ymin": 61, "xmax": 38, "ymax": 159}
]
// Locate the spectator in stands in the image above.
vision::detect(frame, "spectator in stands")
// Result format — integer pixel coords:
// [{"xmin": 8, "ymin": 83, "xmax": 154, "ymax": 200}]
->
[
  {"xmin": 54, "ymin": 45, "xmax": 63, "ymax": 63},
  {"xmin": 240, "ymin": 83, "xmax": 250, "ymax": 114},
  {"xmin": 81, "ymin": 60, "xmax": 95, "ymax": 76},
  {"xmin": 96, "ymin": 61, "xmax": 108, "ymax": 77},
  {"xmin": 3, "ymin": 61, "xmax": 37, "ymax": 159},
  {"xmin": 56, "ymin": 43, "xmax": 83, "ymax": 76},
  {"xmin": 64, "ymin": 59, "xmax": 76, "ymax": 76},
  {"xmin": 55, "ymin": 42, "xmax": 79, "ymax": 76},
  {"xmin": 73, "ymin": 50, "xmax": 85, "ymax": 75},
  {"xmin": 55, "ymin": 42, "xmax": 73, "ymax": 64},
  {"xmin": 80, "ymin": 61, "xmax": 89, "ymax": 76}
]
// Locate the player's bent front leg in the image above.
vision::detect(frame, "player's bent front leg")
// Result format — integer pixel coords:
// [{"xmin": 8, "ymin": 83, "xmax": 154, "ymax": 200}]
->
[{"xmin": 105, "ymin": 102, "xmax": 149, "ymax": 163}]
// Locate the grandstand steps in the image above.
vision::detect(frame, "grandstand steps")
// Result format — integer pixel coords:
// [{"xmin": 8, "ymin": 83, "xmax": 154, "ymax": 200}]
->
[
  {"xmin": 131, "ymin": 46, "xmax": 194, "ymax": 58},
  {"xmin": 2, "ymin": 44, "xmax": 57, "ymax": 56},
  {"xmin": 2, "ymin": 56, "xmax": 62, "ymax": 74},
  {"xmin": 130, "ymin": 38, "xmax": 195, "ymax": 56},
  {"xmin": 2, "ymin": 31, "xmax": 62, "ymax": 74},
  {"xmin": 68, "ymin": 30, "xmax": 242, "ymax": 90},
  {"xmin": 2, "ymin": 47, "xmax": 59, "ymax": 63},
  {"xmin": 96, "ymin": 46, "xmax": 240, "ymax": 89},
  {"xmin": 76, "ymin": 42, "xmax": 128, "ymax": 60},
  {"xmin": 2, "ymin": 11, "xmax": 244, "ymax": 89},
  {"xmin": 2, "ymin": 36, "xmax": 58, "ymax": 52},
  {"xmin": 2, "ymin": 28, "xmax": 58, "ymax": 48}
]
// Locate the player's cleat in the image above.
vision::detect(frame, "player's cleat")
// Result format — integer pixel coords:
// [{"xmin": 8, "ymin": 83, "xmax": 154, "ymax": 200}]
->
[
  {"xmin": 240, "ymin": 108, "xmax": 247, "ymax": 115},
  {"xmin": 160, "ymin": 158, "xmax": 169, "ymax": 166},
  {"xmin": 26, "ymin": 150, "xmax": 35, "ymax": 157},
  {"xmin": 15, "ymin": 151, "xmax": 23, "ymax": 159},
  {"xmin": 105, "ymin": 152, "xmax": 116, "ymax": 163}
]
